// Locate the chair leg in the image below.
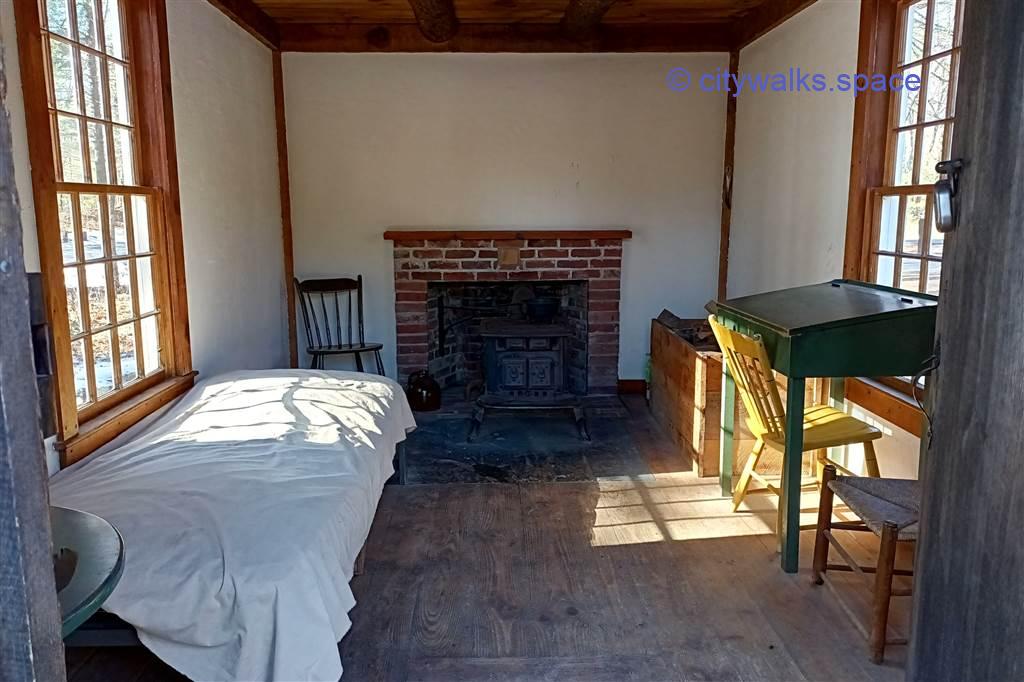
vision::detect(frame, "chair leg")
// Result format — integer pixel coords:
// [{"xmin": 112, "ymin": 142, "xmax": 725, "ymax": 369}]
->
[
  {"xmin": 870, "ymin": 521, "xmax": 899, "ymax": 664},
  {"xmin": 812, "ymin": 464, "xmax": 837, "ymax": 585},
  {"xmin": 732, "ymin": 439, "xmax": 765, "ymax": 512},
  {"xmin": 375, "ymin": 350, "xmax": 385, "ymax": 376},
  {"xmin": 815, "ymin": 450, "xmax": 827, "ymax": 486},
  {"xmin": 310, "ymin": 354, "xmax": 320, "ymax": 370},
  {"xmin": 354, "ymin": 352, "xmax": 364, "ymax": 372},
  {"xmin": 863, "ymin": 440, "xmax": 881, "ymax": 477}
]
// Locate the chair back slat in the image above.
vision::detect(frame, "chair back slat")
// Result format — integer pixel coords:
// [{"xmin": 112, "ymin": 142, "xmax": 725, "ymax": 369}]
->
[
  {"xmin": 708, "ymin": 315, "xmax": 788, "ymax": 441},
  {"xmin": 295, "ymin": 277, "xmax": 367, "ymax": 351}
]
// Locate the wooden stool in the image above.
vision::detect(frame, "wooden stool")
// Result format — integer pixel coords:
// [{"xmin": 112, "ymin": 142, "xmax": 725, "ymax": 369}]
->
[{"xmin": 812, "ymin": 464, "xmax": 919, "ymax": 663}]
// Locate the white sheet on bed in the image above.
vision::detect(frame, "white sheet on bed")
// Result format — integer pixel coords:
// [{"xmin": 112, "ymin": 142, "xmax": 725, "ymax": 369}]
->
[{"xmin": 50, "ymin": 370, "xmax": 416, "ymax": 681}]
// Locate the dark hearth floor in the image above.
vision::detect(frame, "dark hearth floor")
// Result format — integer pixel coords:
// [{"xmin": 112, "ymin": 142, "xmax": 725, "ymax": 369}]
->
[{"xmin": 404, "ymin": 389, "xmax": 647, "ymax": 484}]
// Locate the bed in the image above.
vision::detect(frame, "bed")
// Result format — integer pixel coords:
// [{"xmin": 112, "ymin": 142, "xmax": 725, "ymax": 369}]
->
[{"xmin": 49, "ymin": 369, "xmax": 416, "ymax": 681}]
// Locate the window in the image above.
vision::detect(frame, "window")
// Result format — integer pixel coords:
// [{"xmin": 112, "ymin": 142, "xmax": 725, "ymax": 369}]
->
[
  {"xmin": 865, "ymin": 0, "xmax": 964, "ymax": 296},
  {"xmin": 16, "ymin": 0, "xmax": 193, "ymax": 463}
]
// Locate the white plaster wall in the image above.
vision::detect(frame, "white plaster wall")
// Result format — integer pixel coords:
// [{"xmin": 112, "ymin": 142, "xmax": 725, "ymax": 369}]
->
[
  {"xmin": 2, "ymin": 0, "xmax": 40, "ymax": 272},
  {"xmin": 166, "ymin": 0, "xmax": 287, "ymax": 377},
  {"xmin": 729, "ymin": 0, "xmax": 860, "ymax": 298},
  {"xmin": 729, "ymin": 0, "xmax": 921, "ymax": 478},
  {"xmin": 283, "ymin": 53, "xmax": 728, "ymax": 379}
]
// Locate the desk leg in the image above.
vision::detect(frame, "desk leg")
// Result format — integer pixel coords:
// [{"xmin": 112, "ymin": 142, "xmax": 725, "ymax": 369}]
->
[
  {"xmin": 720, "ymin": 364, "xmax": 736, "ymax": 498},
  {"xmin": 779, "ymin": 377, "xmax": 805, "ymax": 573}
]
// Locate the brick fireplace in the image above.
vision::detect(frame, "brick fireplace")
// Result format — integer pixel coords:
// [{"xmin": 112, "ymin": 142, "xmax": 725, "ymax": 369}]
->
[{"xmin": 387, "ymin": 230, "xmax": 631, "ymax": 395}]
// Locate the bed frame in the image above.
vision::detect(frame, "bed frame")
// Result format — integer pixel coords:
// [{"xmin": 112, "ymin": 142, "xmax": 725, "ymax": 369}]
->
[{"xmin": 65, "ymin": 442, "xmax": 406, "ymax": 649}]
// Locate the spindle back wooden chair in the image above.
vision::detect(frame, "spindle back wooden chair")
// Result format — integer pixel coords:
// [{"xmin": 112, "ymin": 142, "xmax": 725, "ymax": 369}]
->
[
  {"xmin": 708, "ymin": 315, "xmax": 883, "ymax": 512},
  {"xmin": 295, "ymin": 276, "xmax": 385, "ymax": 375}
]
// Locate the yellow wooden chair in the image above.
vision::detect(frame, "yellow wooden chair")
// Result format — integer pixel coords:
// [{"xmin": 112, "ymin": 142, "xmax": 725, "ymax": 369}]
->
[{"xmin": 707, "ymin": 315, "xmax": 882, "ymax": 512}]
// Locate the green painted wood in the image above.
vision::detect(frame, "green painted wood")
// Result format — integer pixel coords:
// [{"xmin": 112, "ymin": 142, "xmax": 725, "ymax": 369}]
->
[
  {"xmin": 778, "ymin": 378, "xmax": 805, "ymax": 573},
  {"xmin": 708, "ymin": 279, "xmax": 938, "ymax": 573},
  {"xmin": 50, "ymin": 507, "xmax": 124, "ymax": 638},
  {"xmin": 719, "ymin": 366, "xmax": 736, "ymax": 498},
  {"xmin": 709, "ymin": 280, "xmax": 937, "ymax": 379}
]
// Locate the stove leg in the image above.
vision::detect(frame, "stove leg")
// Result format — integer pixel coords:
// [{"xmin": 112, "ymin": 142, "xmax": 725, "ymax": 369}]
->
[
  {"xmin": 573, "ymin": 407, "xmax": 590, "ymax": 441},
  {"xmin": 468, "ymin": 404, "xmax": 486, "ymax": 442}
]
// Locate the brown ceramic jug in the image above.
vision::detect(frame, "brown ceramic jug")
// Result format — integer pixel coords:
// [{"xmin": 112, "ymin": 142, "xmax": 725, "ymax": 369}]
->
[{"xmin": 406, "ymin": 370, "xmax": 441, "ymax": 411}]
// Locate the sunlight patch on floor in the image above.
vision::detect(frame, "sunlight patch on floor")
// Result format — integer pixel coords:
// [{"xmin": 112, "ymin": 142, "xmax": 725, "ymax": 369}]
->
[{"xmin": 590, "ymin": 471, "xmax": 780, "ymax": 546}]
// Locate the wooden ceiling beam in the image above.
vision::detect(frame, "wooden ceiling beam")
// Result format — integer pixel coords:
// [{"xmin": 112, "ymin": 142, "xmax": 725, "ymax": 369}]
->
[
  {"xmin": 733, "ymin": 0, "xmax": 820, "ymax": 49},
  {"xmin": 562, "ymin": 0, "xmax": 621, "ymax": 41},
  {"xmin": 206, "ymin": 0, "xmax": 281, "ymax": 49},
  {"xmin": 407, "ymin": 0, "xmax": 460, "ymax": 43},
  {"xmin": 279, "ymin": 22, "xmax": 735, "ymax": 52}
]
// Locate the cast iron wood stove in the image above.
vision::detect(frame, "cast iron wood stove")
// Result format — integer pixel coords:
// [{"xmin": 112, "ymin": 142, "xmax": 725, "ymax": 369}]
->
[{"xmin": 468, "ymin": 318, "xmax": 590, "ymax": 441}]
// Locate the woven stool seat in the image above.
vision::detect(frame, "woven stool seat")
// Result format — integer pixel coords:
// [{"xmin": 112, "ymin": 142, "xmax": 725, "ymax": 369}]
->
[{"xmin": 829, "ymin": 476, "xmax": 920, "ymax": 540}]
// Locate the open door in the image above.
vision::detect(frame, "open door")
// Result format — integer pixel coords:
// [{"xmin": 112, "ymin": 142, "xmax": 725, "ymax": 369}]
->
[{"xmin": 908, "ymin": 0, "xmax": 1024, "ymax": 679}]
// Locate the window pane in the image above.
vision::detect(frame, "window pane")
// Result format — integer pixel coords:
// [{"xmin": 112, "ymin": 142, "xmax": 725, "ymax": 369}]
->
[
  {"xmin": 112, "ymin": 126, "xmax": 135, "ymax": 184},
  {"xmin": 898, "ymin": 65, "xmax": 921, "ymax": 126},
  {"xmin": 879, "ymin": 195, "xmax": 900, "ymax": 252},
  {"xmin": 919, "ymin": 124, "xmax": 945, "ymax": 185},
  {"xmin": 71, "ymin": 338, "xmax": 89, "ymax": 405},
  {"xmin": 57, "ymin": 114, "xmax": 85, "ymax": 181},
  {"xmin": 929, "ymin": 220, "xmax": 945, "ymax": 257},
  {"xmin": 87, "ymin": 121, "xmax": 111, "ymax": 184},
  {"xmin": 902, "ymin": 1, "xmax": 928, "ymax": 64},
  {"xmin": 113, "ymin": 260, "xmax": 134, "ymax": 320},
  {"xmin": 102, "ymin": 0, "xmax": 124, "ymax": 59},
  {"xmin": 903, "ymin": 194, "xmax": 927, "ymax": 254},
  {"xmin": 899, "ymin": 258, "xmax": 921, "ymax": 292},
  {"xmin": 92, "ymin": 329, "xmax": 114, "ymax": 397},
  {"xmin": 79, "ymin": 193, "xmax": 104, "ymax": 259},
  {"xmin": 109, "ymin": 194, "xmax": 128, "ymax": 255},
  {"xmin": 80, "ymin": 50, "xmax": 105, "ymax": 118},
  {"xmin": 50, "ymin": 39, "xmax": 80, "ymax": 114},
  {"xmin": 58, "ymin": 193, "xmax": 77, "ymax": 263},
  {"xmin": 893, "ymin": 129, "xmax": 916, "ymax": 186},
  {"xmin": 85, "ymin": 261, "xmax": 109, "ymax": 328},
  {"xmin": 926, "ymin": 261, "xmax": 942, "ymax": 295},
  {"xmin": 136, "ymin": 256, "xmax": 156, "ymax": 313},
  {"xmin": 948, "ymin": 55, "xmax": 959, "ymax": 118},
  {"xmin": 140, "ymin": 315, "xmax": 161, "ymax": 376},
  {"xmin": 46, "ymin": 0, "xmax": 73, "ymax": 37},
  {"xmin": 931, "ymin": 0, "xmax": 956, "ymax": 54},
  {"xmin": 108, "ymin": 61, "xmax": 130, "ymax": 125},
  {"xmin": 132, "ymin": 195, "xmax": 150, "ymax": 252},
  {"xmin": 876, "ymin": 255, "xmax": 896, "ymax": 287},
  {"xmin": 119, "ymin": 324, "xmax": 138, "ymax": 383},
  {"xmin": 65, "ymin": 267, "xmax": 84, "ymax": 336},
  {"xmin": 925, "ymin": 56, "xmax": 951, "ymax": 122},
  {"xmin": 75, "ymin": 0, "xmax": 100, "ymax": 49}
]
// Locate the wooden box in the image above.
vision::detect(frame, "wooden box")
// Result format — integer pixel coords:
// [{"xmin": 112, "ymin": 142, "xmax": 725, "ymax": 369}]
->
[
  {"xmin": 650, "ymin": 315, "xmax": 825, "ymax": 478},
  {"xmin": 650, "ymin": 316, "xmax": 731, "ymax": 477}
]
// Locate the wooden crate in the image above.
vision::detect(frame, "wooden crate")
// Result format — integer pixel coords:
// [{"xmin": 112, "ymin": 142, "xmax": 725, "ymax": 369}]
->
[
  {"xmin": 650, "ymin": 317, "xmax": 727, "ymax": 477},
  {"xmin": 651, "ymin": 317, "xmax": 818, "ymax": 478}
]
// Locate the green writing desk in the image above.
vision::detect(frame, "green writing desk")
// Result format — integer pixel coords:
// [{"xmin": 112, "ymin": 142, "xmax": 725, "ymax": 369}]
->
[{"xmin": 707, "ymin": 280, "xmax": 937, "ymax": 573}]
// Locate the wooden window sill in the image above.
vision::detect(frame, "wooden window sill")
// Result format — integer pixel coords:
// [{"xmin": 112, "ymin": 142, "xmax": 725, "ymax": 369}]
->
[
  {"xmin": 845, "ymin": 377, "xmax": 925, "ymax": 438},
  {"xmin": 58, "ymin": 372, "xmax": 197, "ymax": 467}
]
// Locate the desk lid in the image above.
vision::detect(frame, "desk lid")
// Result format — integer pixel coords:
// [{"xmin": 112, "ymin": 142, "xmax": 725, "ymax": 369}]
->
[{"xmin": 706, "ymin": 280, "xmax": 937, "ymax": 335}]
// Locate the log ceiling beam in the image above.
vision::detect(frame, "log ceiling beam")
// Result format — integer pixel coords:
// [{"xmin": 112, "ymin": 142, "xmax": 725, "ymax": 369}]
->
[
  {"xmin": 562, "ymin": 0, "xmax": 621, "ymax": 41},
  {"xmin": 407, "ymin": 0, "xmax": 460, "ymax": 43},
  {"xmin": 278, "ymin": 22, "xmax": 735, "ymax": 53},
  {"xmin": 206, "ymin": 0, "xmax": 280, "ymax": 49},
  {"xmin": 733, "ymin": 0, "xmax": 821, "ymax": 49}
]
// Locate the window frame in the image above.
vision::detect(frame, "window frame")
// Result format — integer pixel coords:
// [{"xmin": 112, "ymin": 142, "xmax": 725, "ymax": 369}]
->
[
  {"xmin": 15, "ymin": 0, "xmax": 194, "ymax": 466},
  {"xmin": 842, "ymin": 0, "xmax": 963, "ymax": 429}
]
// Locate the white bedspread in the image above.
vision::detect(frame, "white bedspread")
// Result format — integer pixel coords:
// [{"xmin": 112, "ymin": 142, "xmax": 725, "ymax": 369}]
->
[{"xmin": 50, "ymin": 370, "xmax": 416, "ymax": 681}]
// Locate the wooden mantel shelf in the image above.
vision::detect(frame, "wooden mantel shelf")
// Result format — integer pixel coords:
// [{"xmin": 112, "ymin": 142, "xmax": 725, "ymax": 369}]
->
[{"xmin": 383, "ymin": 229, "xmax": 632, "ymax": 241}]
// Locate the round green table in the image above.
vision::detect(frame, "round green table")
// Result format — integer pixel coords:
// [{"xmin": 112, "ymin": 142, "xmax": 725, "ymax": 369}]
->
[{"xmin": 50, "ymin": 506, "xmax": 125, "ymax": 638}]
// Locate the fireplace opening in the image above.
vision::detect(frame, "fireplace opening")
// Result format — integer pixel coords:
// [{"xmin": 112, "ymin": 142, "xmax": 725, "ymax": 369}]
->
[{"xmin": 427, "ymin": 281, "xmax": 589, "ymax": 395}]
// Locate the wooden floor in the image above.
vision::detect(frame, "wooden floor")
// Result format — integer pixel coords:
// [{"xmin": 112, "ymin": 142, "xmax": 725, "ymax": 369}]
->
[{"xmin": 66, "ymin": 396, "xmax": 912, "ymax": 681}]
